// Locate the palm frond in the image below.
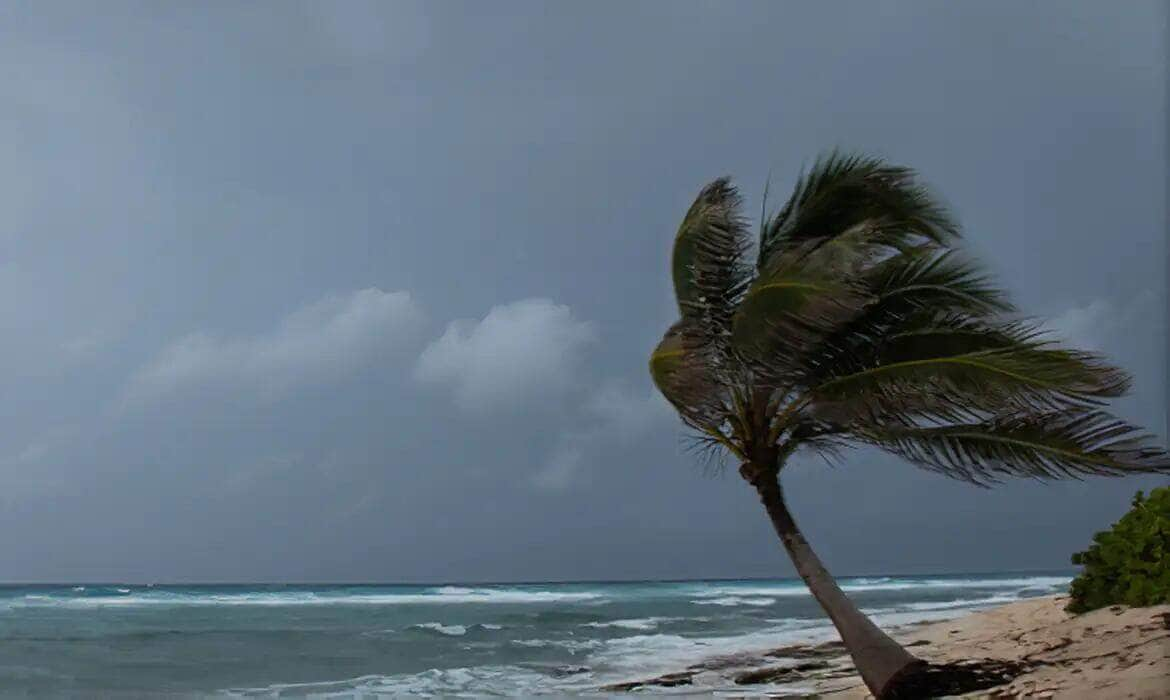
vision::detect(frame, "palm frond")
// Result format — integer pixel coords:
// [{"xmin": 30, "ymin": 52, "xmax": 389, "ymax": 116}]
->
[
  {"xmin": 865, "ymin": 248, "xmax": 1013, "ymax": 315},
  {"xmin": 672, "ymin": 178, "xmax": 754, "ymax": 359},
  {"xmin": 759, "ymin": 151, "xmax": 959, "ymax": 271},
  {"xmin": 863, "ymin": 410, "xmax": 1170, "ymax": 486},
  {"xmin": 806, "ymin": 326, "xmax": 1133, "ymax": 427},
  {"xmin": 731, "ymin": 224, "xmax": 874, "ymax": 386},
  {"xmin": 649, "ymin": 320, "xmax": 729, "ymax": 432},
  {"xmin": 794, "ymin": 247, "xmax": 1017, "ymax": 391}
]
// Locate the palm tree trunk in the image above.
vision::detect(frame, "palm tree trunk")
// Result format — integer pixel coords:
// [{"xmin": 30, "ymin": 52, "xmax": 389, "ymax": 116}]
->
[{"xmin": 754, "ymin": 473, "xmax": 922, "ymax": 698}]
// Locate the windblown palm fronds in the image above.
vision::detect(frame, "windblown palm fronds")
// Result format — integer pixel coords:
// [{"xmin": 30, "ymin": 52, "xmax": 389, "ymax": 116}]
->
[{"xmin": 651, "ymin": 151, "xmax": 1169, "ymax": 482}]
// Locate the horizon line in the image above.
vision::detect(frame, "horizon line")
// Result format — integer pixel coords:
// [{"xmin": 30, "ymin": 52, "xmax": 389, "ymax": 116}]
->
[{"xmin": 0, "ymin": 566, "xmax": 1078, "ymax": 588}]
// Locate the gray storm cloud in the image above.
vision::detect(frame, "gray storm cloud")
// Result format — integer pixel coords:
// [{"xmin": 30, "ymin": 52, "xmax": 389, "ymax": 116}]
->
[{"xmin": 0, "ymin": 1, "xmax": 1164, "ymax": 583}]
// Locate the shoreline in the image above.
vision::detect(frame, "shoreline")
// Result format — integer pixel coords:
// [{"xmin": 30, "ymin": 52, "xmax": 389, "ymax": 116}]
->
[{"xmin": 602, "ymin": 595, "xmax": 1170, "ymax": 698}]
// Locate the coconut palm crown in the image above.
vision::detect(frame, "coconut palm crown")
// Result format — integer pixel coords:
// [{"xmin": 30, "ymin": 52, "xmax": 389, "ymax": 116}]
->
[{"xmin": 649, "ymin": 152, "xmax": 1170, "ymax": 699}]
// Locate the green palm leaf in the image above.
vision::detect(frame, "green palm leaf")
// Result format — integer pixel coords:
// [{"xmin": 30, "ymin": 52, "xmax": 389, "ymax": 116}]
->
[
  {"xmin": 863, "ymin": 411, "xmax": 1170, "ymax": 486},
  {"xmin": 732, "ymin": 224, "xmax": 874, "ymax": 383},
  {"xmin": 671, "ymin": 178, "xmax": 754, "ymax": 358},
  {"xmin": 759, "ymin": 151, "xmax": 959, "ymax": 271},
  {"xmin": 649, "ymin": 320, "xmax": 727, "ymax": 431},
  {"xmin": 795, "ymin": 249, "xmax": 1015, "ymax": 389},
  {"xmin": 865, "ymin": 248, "xmax": 1013, "ymax": 314},
  {"xmin": 807, "ymin": 333, "xmax": 1132, "ymax": 426}
]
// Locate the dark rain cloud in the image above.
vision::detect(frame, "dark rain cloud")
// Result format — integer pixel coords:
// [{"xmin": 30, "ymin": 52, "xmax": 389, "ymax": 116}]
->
[{"xmin": 0, "ymin": 1, "xmax": 1165, "ymax": 582}]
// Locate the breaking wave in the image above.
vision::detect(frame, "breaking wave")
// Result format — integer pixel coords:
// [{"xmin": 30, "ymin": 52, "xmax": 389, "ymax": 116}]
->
[{"xmin": 1, "ymin": 586, "xmax": 605, "ymax": 610}]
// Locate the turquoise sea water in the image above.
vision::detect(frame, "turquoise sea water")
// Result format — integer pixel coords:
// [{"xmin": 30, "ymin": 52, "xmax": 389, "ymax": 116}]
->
[{"xmin": 0, "ymin": 572, "xmax": 1071, "ymax": 696}]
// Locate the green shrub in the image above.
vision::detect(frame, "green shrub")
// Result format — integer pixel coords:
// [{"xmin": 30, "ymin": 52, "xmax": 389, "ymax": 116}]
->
[{"xmin": 1066, "ymin": 486, "xmax": 1170, "ymax": 614}]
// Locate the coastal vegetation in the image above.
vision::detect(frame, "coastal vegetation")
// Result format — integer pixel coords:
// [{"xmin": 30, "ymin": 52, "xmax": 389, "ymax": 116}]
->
[
  {"xmin": 1068, "ymin": 486, "xmax": 1170, "ymax": 614},
  {"xmin": 649, "ymin": 152, "xmax": 1170, "ymax": 698}
]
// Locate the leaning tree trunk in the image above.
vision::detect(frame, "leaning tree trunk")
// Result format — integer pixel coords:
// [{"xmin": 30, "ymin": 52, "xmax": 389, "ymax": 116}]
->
[{"xmin": 754, "ymin": 473, "xmax": 922, "ymax": 698}]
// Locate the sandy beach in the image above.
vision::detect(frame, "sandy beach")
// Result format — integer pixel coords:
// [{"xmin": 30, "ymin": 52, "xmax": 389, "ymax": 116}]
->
[{"xmin": 604, "ymin": 595, "xmax": 1170, "ymax": 698}]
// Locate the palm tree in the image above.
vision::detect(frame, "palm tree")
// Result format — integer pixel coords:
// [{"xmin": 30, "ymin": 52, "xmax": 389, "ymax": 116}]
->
[{"xmin": 649, "ymin": 152, "xmax": 1170, "ymax": 699}]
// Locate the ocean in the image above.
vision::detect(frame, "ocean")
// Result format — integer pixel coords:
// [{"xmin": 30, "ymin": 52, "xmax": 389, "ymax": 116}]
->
[{"xmin": 0, "ymin": 572, "xmax": 1071, "ymax": 697}]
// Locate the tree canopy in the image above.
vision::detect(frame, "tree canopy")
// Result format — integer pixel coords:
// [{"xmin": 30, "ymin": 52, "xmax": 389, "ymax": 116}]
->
[
  {"xmin": 1067, "ymin": 487, "xmax": 1170, "ymax": 614},
  {"xmin": 650, "ymin": 152, "xmax": 1169, "ymax": 484}
]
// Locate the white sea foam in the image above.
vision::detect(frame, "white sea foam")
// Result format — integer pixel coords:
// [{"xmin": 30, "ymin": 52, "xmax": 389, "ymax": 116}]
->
[
  {"xmin": 217, "ymin": 603, "xmax": 984, "ymax": 699},
  {"xmin": 510, "ymin": 638, "xmax": 604, "ymax": 652},
  {"xmin": 688, "ymin": 585, "xmax": 806, "ymax": 599},
  {"xmin": 409, "ymin": 622, "xmax": 467, "ymax": 636},
  {"xmin": 686, "ymin": 575, "xmax": 1069, "ymax": 602},
  {"xmin": 401, "ymin": 622, "xmax": 505, "ymax": 636},
  {"xmin": 206, "ymin": 576, "xmax": 1068, "ymax": 698},
  {"xmin": 585, "ymin": 618, "xmax": 660, "ymax": 631},
  {"xmin": 844, "ymin": 576, "xmax": 1070, "ymax": 592},
  {"xmin": 586, "ymin": 619, "xmax": 833, "ymax": 682},
  {"xmin": 7, "ymin": 576, "xmax": 1061, "ymax": 611},
  {"xmin": 897, "ymin": 595, "xmax": 1021, "ymax": 612},
  {"xmin": 592, "ymin": 589, "xmax": 1057, "ymax": 685},
  {"xmin": 420, "ymin": 587, "xmax": 605, "ymax": 604},
  {"xmin": 585, "ymin": 605, "xmax": 992, "ymax": 688},
  {"xmin": 583, "ymin": 616, "xmax": 700, "ymax": 631},
  {"xmin": 1, "ymin": 576, "xmax": 1066, "ymax": 613},
  {"xmin": 692, "ymin": 596, "xmax": 776, "ymax": 607},
  {"xmin": 1, "ymin": 586, "xmax": 605, "ymax": 610},
  {"xmin": 219, "ymin": 665, "xmax": 570, "ymax": 698}
]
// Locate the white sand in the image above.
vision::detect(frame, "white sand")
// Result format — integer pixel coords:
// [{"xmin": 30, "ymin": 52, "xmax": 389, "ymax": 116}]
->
[{"xmin": 818, "ymin": 595, "xmax": 1170, "ymax": 699}]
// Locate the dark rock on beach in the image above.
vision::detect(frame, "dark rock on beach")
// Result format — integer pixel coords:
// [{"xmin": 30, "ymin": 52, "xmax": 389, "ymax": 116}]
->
[
  {"xmin": 734, "ymin": 660, "xmax": 831, "ymax": 684},
  {"xmin": 600, "ymin": 671, "xmax": 695, "ymax": 691}
]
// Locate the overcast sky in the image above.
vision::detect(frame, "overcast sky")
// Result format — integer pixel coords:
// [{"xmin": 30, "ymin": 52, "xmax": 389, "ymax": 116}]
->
[{"xmin": 1, "ymin": 1, "xmax": 1166, "ymax": 583}]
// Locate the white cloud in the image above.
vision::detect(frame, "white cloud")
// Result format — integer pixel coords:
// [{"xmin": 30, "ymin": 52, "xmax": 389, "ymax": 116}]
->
[
  {"xmin": 415, "ymin": 298, "xmax": 598, "ymax": 413},
  {"xmin": 1044, "ymin": 298, "xmax": 1114, "ymax": 353},
  {"xmin": 124, "ymin": 288, "xmax": 424, "ymax": 407},
  {"xmin": 1044, "ymin": 291, "xmax": 1158, "ymax": 354},
  {"xmin": 411, "ymin": 298, "xmax": 670, "ymax": 490}
]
